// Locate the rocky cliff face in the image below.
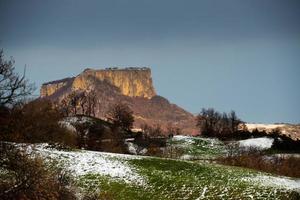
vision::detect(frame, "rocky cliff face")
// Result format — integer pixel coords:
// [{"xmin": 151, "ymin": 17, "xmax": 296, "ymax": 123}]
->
[
  {"xmin": 40, "ymin": 78, "xmax": 74, "ymax": 97},
  {"xmin": 40, "ymin": 67, "xmax": 197, "ymax": 134},
  {"xmin": 41, "ymin": 67, "xmax": 156, "ymax": 99}
]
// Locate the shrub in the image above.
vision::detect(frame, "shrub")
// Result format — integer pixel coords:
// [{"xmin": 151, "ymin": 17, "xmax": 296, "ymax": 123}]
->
[
  {"xmin": 0, "ymin": 143, "xmax": 76, "ymax": 200},
  {"xmin": 141, "ymin": 123, "xmax": 164, "ymax": 137},
  {"xmin": 0, "ymin": 99, "xmax": 77, "ymax": 147}
]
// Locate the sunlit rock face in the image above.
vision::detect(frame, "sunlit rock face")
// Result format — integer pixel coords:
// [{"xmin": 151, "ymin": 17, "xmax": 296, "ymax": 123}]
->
[
  {"xmin": 40, "ymin": 78, "xmax": 73, "ymax": 97},
  {"xmin": 72, "ymin": 68, "xmax": 156, "ymax": 98},
  {"xmin": 40, "ymin": 67, "xmax": 198, "ymax": 135},
  {"xmin": 41, "ymin": 67, "xmax": 156, "ymax": 99}
]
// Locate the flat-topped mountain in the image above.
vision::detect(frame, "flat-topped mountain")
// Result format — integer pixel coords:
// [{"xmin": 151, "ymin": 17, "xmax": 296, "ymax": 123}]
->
[
  {"xmin": 40, "ymin": 67, "xmax": 198, "ymax": 134},
  {"xmin": 41, "ymin": 67, "xmax": 156, "ymax": 99}
]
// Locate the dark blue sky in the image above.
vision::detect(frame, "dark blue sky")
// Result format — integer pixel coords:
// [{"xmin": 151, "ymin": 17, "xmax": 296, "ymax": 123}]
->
[{"xmin": 1, "ymin": 0, "xmax": 299, "ymax": 123}]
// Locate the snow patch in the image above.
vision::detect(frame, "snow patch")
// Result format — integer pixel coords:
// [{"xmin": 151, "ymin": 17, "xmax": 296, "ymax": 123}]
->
[
  {"xmin": 246, "ymin": 175, "xmax": 300, "ymax": 191},
  {"xmin": 238, "ymin": 137, "xmax": 274, "ymax": 150},
  {"xmin": 180, "ymin": 154, "xmax": 193, "ymax": 160},
  {"xmin": 30, "ymin": 144, "xmax": 146, "ymax": 185},
  {"xmin": 127, "ymin": 142, "xmax": 138, "ymax": 155},
  {"xmin": 125, "ymin": 141, "xmax": 148, "ymax": 155},
  {"xmin": 59, "ymin": 116, "xmax": 93, "ymax": 132},
  {"xmin": 173, "ymin": 135, "xmax": 195, "ymax": 145}
]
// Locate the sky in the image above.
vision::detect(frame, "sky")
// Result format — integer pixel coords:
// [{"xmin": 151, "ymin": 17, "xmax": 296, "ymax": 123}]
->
[{"xmin": 0, "ymin": 0, "xmax": 299, "ymax": 123}]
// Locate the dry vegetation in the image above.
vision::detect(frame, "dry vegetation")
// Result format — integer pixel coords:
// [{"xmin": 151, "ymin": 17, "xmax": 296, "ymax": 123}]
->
[
  {"xmin": 0, "ymin": 99, "xmax": 77, "ymax": 147},
  {"xmin": 0, "ymin": 143, "xmax": 76, "ymax": 200},
  {"xmin": 217, "ymin": 147, "xmax": 300, "ymax": 178}
]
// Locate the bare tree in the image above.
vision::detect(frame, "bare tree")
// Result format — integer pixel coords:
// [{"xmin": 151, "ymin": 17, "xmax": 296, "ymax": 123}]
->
[
  {"xmin": 141, "ymin": 123, "xmax": 152, "ymax": 136},
  {"xmin": 197, "ymin": 108, "xmax": 242, "ymax": 137},
  {"xmin": 60, "ymin": 98, "xmax": 71, "ymax": 117},
  {"xmin": 59, "ymin": 89, "xmax": 97, "ymax": 117},
  {"xmin": 86, "ymin": 90, "xmax": 97, "ymax": 117},
  {"xmin": 166, "ymin": 123, "xmax": 181, "ymax": 136},
  {"xmin": 106, "ymin": 103, "xmax": 134, "ymax": 131},
  {"xmin": 78, "ymin": 91, "xmax": 87, "ymax": 115},
  {"xmin": 196, "ymin": 108, "xmax": 219, "ymax": 136},
  {"xmin": 229, "ymin": 110, "xmax": 241, "ymax": 133},
  {"xmin": 67, "ymin": 92, "xmax": 80, "ymax": 115},
  {"xmin": 141, "ymin": 123, "xmax": 164, "ymax": 137},
  {"xmin": 0, "ymin": 50, "xmax": 34, "ymax": 107}
]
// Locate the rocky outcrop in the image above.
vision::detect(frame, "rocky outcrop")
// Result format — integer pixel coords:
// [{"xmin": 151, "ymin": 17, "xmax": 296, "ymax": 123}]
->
[
  {"xmin": 40, "ymin": 78, "xmax": 74, "ymax": 97},
  {"xmin": 40, "ymin": 67, "xmax": 197, "ymax": 134},
  {"xmin": 40, "ymin": 67, "xmax": 156, "ymax": 99}
]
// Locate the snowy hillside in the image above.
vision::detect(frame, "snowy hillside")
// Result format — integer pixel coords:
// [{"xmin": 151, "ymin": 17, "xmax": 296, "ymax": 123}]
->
[
  {"xmin": 23, "ymin": 143, "xmax": 300, "ymax": 199},
  {"xmin": 29, "ymin": 144, "xmax": 145, "ymax": 185},
  {"xmin": 238, "ymin": 137, "xmax": 274, "ymax": 150}
]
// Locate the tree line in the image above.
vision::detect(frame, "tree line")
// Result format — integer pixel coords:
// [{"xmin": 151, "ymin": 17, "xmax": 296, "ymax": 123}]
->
[
  {"xmin": 196, "ymin": 108, "xmax": 243, "ymax": 138},
  {"xmin": 60, "ymin": 90, "xmax": 97, "ymax": 117}
]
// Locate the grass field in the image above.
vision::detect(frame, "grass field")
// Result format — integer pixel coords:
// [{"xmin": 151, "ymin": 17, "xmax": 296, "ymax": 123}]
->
[
  {"xmin": 169, "ymin": 135, "xmax": 227, "ymax": 160},
  {"xmin": 27, "ymin": 143, "xmax": 300, "ymax": 200}
]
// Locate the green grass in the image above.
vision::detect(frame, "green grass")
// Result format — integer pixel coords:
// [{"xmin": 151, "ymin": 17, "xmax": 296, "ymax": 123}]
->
[
  {"xmin": 77, "ymin": 157, "xmax": 299, "ymax": 200},
  {"xmin": 169, "ymin": 136, "xmax": 227, "ymax": 159},
  {"xmin": 78, "ymin": 174, "xmax": 150, "ymax": 200},
  {"xmin": 31, "ymin": 138, "xmax": 299, "ymax": 199}
]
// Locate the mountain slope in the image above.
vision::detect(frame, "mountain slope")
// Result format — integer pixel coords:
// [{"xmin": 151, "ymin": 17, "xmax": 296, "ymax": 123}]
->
[{"xmin": 40, "ymin": 67, "xmax": 197, "ymax": 134}]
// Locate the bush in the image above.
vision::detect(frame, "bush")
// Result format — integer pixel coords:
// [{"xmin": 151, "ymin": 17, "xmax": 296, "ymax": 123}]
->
[
  {"xmin": 0, "ymin": 99, "xmax": 77, "ymax": 147},
  {"xmin": 146, "ymin": 144, "xmax": 164, "ymax": 157},
  {"xmin": 141, "ymin": 123, "xmax": 164, "ymax": 137},
  {"xmin": 0, "ymin": 143, "xmax": 76, "ymax": 200}
]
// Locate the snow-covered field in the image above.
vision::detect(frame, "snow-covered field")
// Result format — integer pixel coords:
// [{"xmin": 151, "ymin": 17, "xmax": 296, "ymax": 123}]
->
[{"xmin": 16, "ymin": 142, "xmax": 300, "ymax": 199}]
